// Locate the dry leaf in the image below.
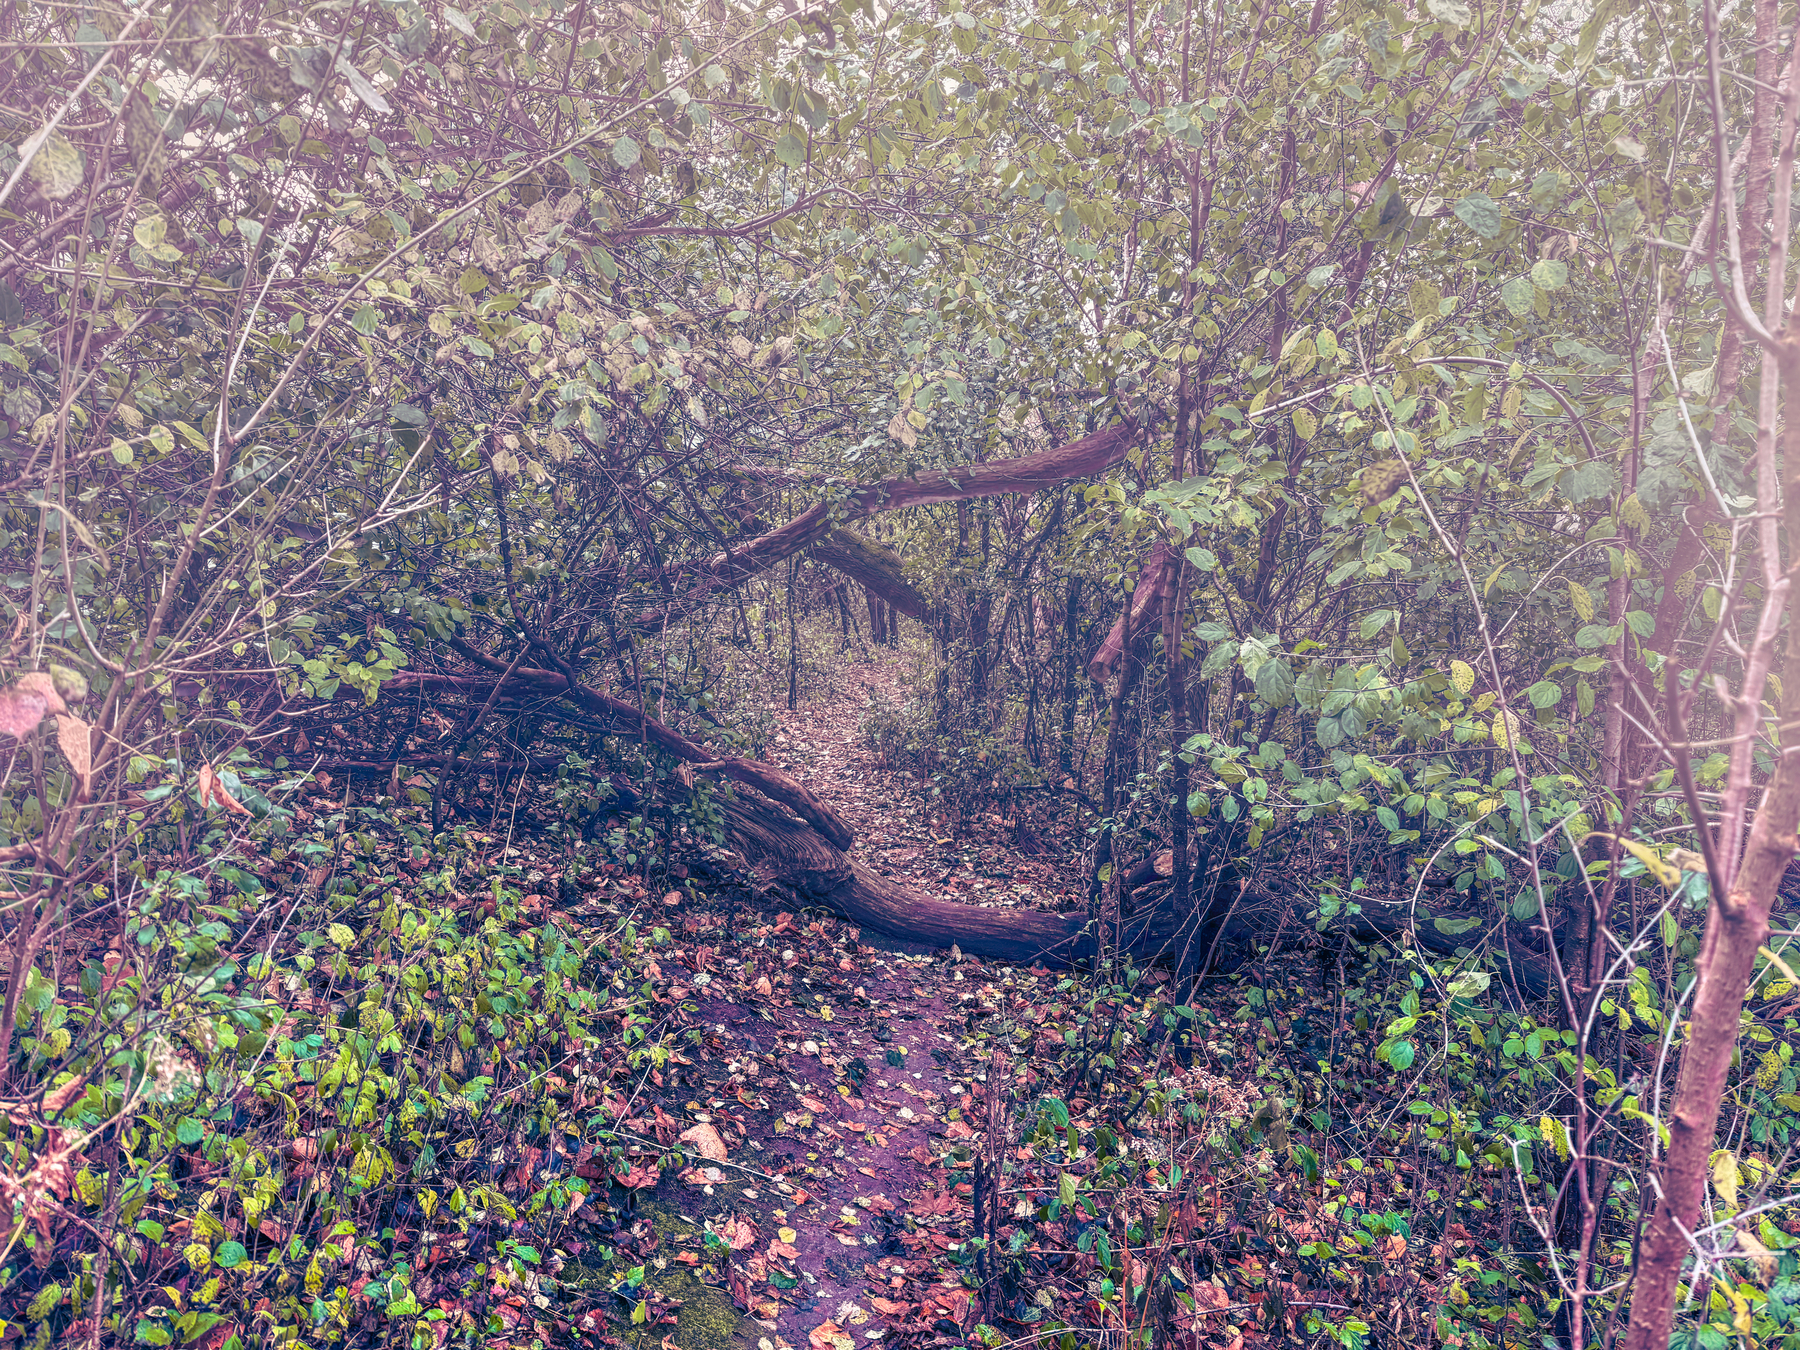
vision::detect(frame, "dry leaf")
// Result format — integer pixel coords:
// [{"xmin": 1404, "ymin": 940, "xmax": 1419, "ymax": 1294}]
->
[
  {"xmin": 54, "ymin": 714, "xmax": 91, "ymax": 800},
  {"xmin": 717, "ymin": 1215, "xmax": 758, "ymax": 1250},
  {"xmin": 197, "ymin": 764, "xmax": 252, "ymax": 815},
  {"xmin": 0, "ymin": 673, "xmax": 64, "ymax": 739},
  {"xmin": 679, "ymin": 1122, "xmax": 728, "ymax": 1162}
]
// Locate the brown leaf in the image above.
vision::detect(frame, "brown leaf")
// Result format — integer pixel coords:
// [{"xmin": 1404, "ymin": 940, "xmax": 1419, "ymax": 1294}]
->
[
  {"xmin": 0, "ymin": 673, "xmax": 62, "ymax": 739},
  {"xmin": 197, "ymin": 764, "xmax": 251, "ymax": 815},
  {"xmin": 680, "ymin": 1122, "xmax": 728, "ymax": 1162},
  {"xmin": 54, "ymin": 714, "xmax": 91, "ymax": 800}
]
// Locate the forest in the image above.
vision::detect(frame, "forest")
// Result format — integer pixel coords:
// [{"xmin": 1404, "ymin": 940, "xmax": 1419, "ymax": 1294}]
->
[{"xmin": 0, "ymin": 0, "xmax": 1796, "ymax": 1346}]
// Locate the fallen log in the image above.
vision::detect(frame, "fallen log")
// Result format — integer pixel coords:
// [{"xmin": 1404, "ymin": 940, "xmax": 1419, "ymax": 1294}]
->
[
  {"xmin": 719, "ymin": 793, "xmax": 1208, "ymax": 969},
  {"xmin": 718, "ymin": 790, "xmax": 1555, "ymax": 995},
  {"xmin": 441, "ymin": 641, "xmax": 855, "ymax": 849}
]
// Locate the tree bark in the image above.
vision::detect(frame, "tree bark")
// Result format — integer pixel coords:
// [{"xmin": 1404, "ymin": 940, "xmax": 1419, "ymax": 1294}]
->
[
  {"xmin": 813, "ymin": 528, "xmax": 933, "ymax": 620},
  {"xmin": 638, "ymin": 421, "xmax": 1138, "ymax": 629}
]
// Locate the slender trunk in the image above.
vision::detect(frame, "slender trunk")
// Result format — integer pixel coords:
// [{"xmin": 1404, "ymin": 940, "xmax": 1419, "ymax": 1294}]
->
[
  {"xmin": 1165, "ymin": 562, "xmax": 1193, "ymax": 919},
  {"xmin": 1059, "ymin": 575, "xmax": 1083, "ymax": 778},
  {"xmin": 786, "ymin": 556, "xmax": 800, "ymax": 711}
]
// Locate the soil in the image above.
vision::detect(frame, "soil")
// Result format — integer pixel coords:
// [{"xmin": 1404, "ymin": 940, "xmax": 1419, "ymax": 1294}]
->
[{"xmin": 609, "ymin": 655, "xmax": 1090, "ymax": 1350}]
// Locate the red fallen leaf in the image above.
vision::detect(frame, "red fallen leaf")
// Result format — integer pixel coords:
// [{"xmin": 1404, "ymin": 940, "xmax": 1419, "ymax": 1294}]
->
[
  {"xmin": 868, "ymin": 1297, "xmax": 909, "ymax": 1316},
  {"xmin": 945, "ymin": 1119, "xmax": 975, "ymax": 1139},
  {"xmin": 809, "ymin": 1322, "xmax": 848, "ymax": 1350},
  {"xmin": 913, "ymin": 1190, "xmax": 957, "ymax": 1217},
  {"xmin": 859, "ymin": 1194, "xmax": 897, "ymax": 1214},
  {"xmin": 790, "ymin": 1187, "xmax": 812, "ymax": 1204},
  {"xmin": 767, "ymin": 1240, "xmax": 801, "ymax": 1260},
  {"xmin": 718, "ymin": 1216, "xmax": 758, "ymax": 1250},
  {"xmin": 845, "ymin": 1121, "xmax": 867, "ymax": 1133},
  {"xmin": 907, "ymin": 1145, "xmax": 936, "ymax": 1166},
  {"xmin": 799, "ymin": 1095, "xmax": 830, "ymax": 1113},
  {"xmin": 614, "ymin": 1161, "xmax": 661, "ymax": 1188},
  {"xmin": 679, "ymin": 1122, "xmax": 729, "ymax": 1162}
]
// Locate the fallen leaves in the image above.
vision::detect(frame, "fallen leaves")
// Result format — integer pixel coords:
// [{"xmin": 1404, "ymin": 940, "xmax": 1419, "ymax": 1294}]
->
[{"xmin": 678, "ymin": 1121, "xmax": 728, "ymax": 1162}]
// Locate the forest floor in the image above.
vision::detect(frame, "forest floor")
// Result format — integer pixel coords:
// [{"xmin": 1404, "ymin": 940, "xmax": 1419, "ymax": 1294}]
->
[{"xmin": 17, "ymin": 651, "xmax": 1531, "ymax": 1350}]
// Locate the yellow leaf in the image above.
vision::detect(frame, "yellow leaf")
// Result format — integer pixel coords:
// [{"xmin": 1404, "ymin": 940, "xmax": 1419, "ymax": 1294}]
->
[
  {"xmin": 1739, "ymin": 1228, "xmax": 1777, "ymax": 1284},
  {"xmin": 1567, "ymin": 579, "xmax": 1593, "ymax": 623},
  {"xmin": 1585, "ymin": 833, "xmax": 1682, "ymax": 889},
  {"xmin": 25, "ymin": 129, "xmax": 84, "ymax": 201},
  {"xmin": 1449, "ymin": 659, "xmax": 1476, "ymax": 696},
  {"xmin": 1713, "ymin": 1149, "xmax": 1740, "ymax": 1208},
  {"xmin": 1492, "ymin": 709, "xmax": 1520, "ymax": 750},
  {"xmin": 1292, "ymin": 407, "xmax": 1317, "ymax": 440},
  {"xmin": 1538, "ymin": 1115, "xmax": 1569, "ymax": 1161}
]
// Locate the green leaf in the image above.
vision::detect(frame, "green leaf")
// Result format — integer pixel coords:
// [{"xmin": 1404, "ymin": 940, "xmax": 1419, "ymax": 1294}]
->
[
  {"xmin": 1446, "ymin": 970, "xmax": 1491, "ymax": 998},
  {"xmin": 1531, "ymin": 259, "xmax": 1569, "ymax": 291},
  {"xmin": 1426, "ymin": 0, "xmax": 1474, "ymax": 28},
  {"xmin": 133, "ymin": 215, "xmax": 168, "ymax": 250},
  {"xmin": 1433, "ymin": 916, "xmax": 1483, "ymax": 935},
  {"xmin": 350, "ymin": 304, "xmax": 380, "ymax": 336},
  {"xmin": 1385, "ymin": 1040, "xmax": 1416, "ymax": 1070},
  {"xmin": 1500, "ymin": 277, "xmax": 1535, "ymax": 317},
  {"xmin": 1359, "ymin": 609, "xmax": 1394, "ymax": 639},
  {"xmin": 774, "ymin": 131, "xmax": 808, "ymax": 168},
  {"xmin": 214, "ymin": 1241, "xmax": 247, "ymax": 1270},
  {"xmin": 175, "ymin": 1117, "xmax": 204, "ymax": 1146},
  {"xmin": 611, "ymin": 136, "xmax": 641, "ymax": 169},
  {"xmin": 1452, "ymin": 193, "xmax": 1504, "ymax": 238},
  {"xmin": 1524, "ymin": 680, "xmax": 1562, "ymax": 709},
  {"xmin": 1254, "ymin": 659, "xmax": 1295, "ymax": 707}
]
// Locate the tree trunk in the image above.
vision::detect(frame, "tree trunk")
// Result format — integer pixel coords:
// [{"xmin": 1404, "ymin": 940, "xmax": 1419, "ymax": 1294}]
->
[{"xmin": 1058, "ymin": 575, "xmax": 1082, "ymax": 779}]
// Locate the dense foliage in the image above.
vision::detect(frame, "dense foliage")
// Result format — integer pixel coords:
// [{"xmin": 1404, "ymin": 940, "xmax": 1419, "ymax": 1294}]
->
[{"xmin": 2, "ymin": 0, "xmax": 1799, "ymax": 1346}]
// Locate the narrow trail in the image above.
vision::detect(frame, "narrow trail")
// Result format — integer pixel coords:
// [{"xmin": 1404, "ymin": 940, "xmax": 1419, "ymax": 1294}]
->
[
  {"xmin": 766, "ymin": 656, "xmax": 1085, "ymax": 918},
  {"xmin": 674, "ymin": 654, "xmax": 1091, "ymax": 1350}
]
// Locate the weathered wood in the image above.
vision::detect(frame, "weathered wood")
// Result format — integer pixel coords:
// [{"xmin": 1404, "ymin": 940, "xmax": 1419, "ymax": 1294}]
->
[
  {"xmin": 810, "ymin": 528, "xmax": 933, "ymax": 622},
  {"xmin": 717, "ymin": 792, "xmax": 1553, "ymax": 995}
]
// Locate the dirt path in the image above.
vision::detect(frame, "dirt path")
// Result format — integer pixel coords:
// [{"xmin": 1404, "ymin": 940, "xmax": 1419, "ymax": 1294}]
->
[{"xmin": 647, "ymin": 656, "xmax": 1085, "ymax": 1350}]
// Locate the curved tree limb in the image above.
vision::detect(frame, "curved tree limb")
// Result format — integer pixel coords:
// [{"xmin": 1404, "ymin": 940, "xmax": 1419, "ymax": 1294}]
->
[
  {"xmin": 809, "ymin": 528, "xmax": 934, "ymax": 622},
  {"xmin": 638, "ymin": 420, "xmax": 1139, "ymax": 629},
  {"xmin": 440, "ymin": 639, "xmax": 855, "ymax": 848}
]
